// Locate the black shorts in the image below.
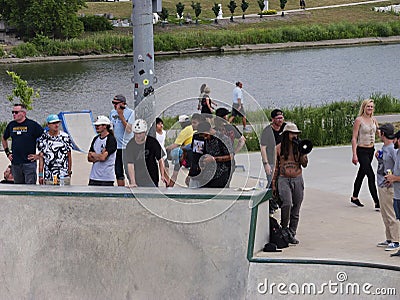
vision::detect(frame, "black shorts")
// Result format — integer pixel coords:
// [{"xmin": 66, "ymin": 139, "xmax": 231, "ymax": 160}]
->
[
  {"xmin": 88, "ymin": 179, "xmax": 114, "ymax": 186},
  {"xmin": 231, "ymin": 103, "xmax": 245, "ymax": 118},
  {"xmin": 115, "ymin": 149, "xmax": 126, "ymax": 180}
]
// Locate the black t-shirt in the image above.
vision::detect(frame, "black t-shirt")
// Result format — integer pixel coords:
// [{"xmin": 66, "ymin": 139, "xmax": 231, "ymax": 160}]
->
[
  {"xmin": 189, "ymin": 132, "xmax": 232, "ymax": 188},
  {"xmin": 260, "ymin": 122, "xmax": 286, "ymax": 164},
  {"xmin": 3, "ymin": 118, "xmax": 44, "ymax": 164},
  {"xmin": 125, "ymin": 136, "xmax": 164, "ymax": 187}
]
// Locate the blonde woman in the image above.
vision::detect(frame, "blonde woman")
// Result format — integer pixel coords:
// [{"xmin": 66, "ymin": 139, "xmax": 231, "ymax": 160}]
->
[{"xmin": 351, "ymin": 99, "xmax": 380, "ymax": 209}]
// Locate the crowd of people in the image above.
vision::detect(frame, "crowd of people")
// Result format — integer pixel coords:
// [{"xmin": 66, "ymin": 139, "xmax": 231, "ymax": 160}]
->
[{"xmin": 2, "ymin": 86, "xmax": 400, "ymax": 257}]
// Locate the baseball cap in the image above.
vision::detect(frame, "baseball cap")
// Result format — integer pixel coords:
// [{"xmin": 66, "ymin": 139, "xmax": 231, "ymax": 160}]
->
[
  {"xmin": 216, "ymin": 108, "xmax": 230, "ymax": 118},
  {"xmin": 46, "ymin": 114, "xmax": 61, "ymax": 124},
  {"xmin": 113, "ymin": 94, "xmax": 127, "ymax": 103},
  {"xmin": 132, "ymin": 119, "xmax": 147, "ymax": 133},
  {"xmin": 271, "ymin": 109, "xmax": 283, "ymax": 119},
  {"xmin": 178, "ymin": 115, "xmax": 190, "ymax": 123},
  {"xmin": 93, "ymin": 115, "xmax": 111, "ymax": 126},
  {"xmin": 378, "ymin": 123, "xmax": 395, "ymax": 139}
]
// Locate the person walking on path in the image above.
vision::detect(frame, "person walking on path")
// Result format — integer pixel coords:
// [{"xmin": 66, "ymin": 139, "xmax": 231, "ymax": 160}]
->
[
  {"xmin": 351, "ymin": 99, "xmax": 380, "ymax": 209},
  {"xmin": 37, "ymin": 114, "xmax": 72, "ymax": 185},
  {"xmin": 110, "ymin": 94, "xmax": 134, "ymax": 186},
  {"xmin": 1, "ymin": 103, "xmax": 43, "ymax": 184},
  {"xmin": 126, "ymin": 119, "xmax": 168, "ymax": 188},
  {"xmin": 200, "ymin": 86, "xmax": 217, "ymax": 115},
  {"xmin": 375, "ymin": 123, "xmax": 399, "ymax": 251},
  {"xmin": 228, "ymin": 81, "xmax": 250, "ymax": 132},
  {"xmin": 260, "ymin": 109, "xmax": 287, "ymax": 187},
  {"xmin": 272, "ymin": 123, "xmax": 308, "ymax": 245},
  {"xmin": 88, "ymin": 116, "xmax": 117, "ymax": 186}
]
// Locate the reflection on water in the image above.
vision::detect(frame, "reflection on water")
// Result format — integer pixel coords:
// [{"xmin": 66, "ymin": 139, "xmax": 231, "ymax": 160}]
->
[{"xmin": 1, "ymin": 43, "xmax": 399, "ymax": 123}]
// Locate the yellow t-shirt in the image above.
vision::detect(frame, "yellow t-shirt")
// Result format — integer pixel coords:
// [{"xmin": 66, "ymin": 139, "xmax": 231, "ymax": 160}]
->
[{"xmin": 174, "ymin": 125, "xmax": 194, "ymax": 146}]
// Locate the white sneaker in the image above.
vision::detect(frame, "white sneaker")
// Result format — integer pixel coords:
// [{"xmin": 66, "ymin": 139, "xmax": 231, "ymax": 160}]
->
[{"xmin": 385, "ymin": 242, "xmax": 400, "ymax": 251}]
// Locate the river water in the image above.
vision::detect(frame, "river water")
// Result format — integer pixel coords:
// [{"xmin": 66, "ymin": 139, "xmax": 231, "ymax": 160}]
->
[{"xmin": 1, "ymin": 43, "xmax": 399, "ymax": 123}]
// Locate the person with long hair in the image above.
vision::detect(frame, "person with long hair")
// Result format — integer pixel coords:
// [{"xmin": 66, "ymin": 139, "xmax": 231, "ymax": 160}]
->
[
  {"xmin": 88, "ymin": 116, "xmax": 117, "ymax": 186},
  {"xmin": 272, "ymin": 123, "xmax": 308, "ymax": 245},
  {"xmin": 351, "ymin": 99, "xmax": 380, "ymax": 209}
]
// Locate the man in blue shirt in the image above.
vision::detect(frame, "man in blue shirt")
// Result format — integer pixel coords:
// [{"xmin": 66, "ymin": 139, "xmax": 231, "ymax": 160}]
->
[
  {"xmin": 110, "ymin": 94, "xmax": 134, "ymax": 186},
  {"xmin": 2, "ymin": 103, "xmax": 43, "ymax": 184}
]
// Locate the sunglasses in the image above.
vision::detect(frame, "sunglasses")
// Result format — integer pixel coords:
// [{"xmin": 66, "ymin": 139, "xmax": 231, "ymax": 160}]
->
[{"xmin": 12, "ymin": 111, "xmax": 21, "ymax": 114}]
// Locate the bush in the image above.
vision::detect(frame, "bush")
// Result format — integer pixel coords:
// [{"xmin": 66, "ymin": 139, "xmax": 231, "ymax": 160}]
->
[
  {"xmin": 260, "ymin": 10, "xmax": 277, "ymax": 15},
  {"xmin": 0, "ymin": 47, "xmax": 5, "ymax": 58},
  {"xmin": 79, "ymin": 15, "xmax": 114, "ymax": 32},
  {"xmin": 11, "ymin": 42, "xmax": 39, "ymax": 58}
]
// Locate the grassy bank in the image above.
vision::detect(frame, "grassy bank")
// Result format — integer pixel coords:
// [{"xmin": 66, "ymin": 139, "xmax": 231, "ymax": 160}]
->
[
  {"xmin": 2, "ymin": 0, "xmax": 400, "ymax": 58},
  {"xmin": 7, "ymin": 19, "xmax": 400, "ymax": 57}
]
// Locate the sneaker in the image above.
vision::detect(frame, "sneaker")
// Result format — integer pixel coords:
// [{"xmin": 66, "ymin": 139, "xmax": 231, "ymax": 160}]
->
[
  {"xmin": 390, "ymin": 250, "xmax": 400, "ymax": 257},
  {"xmin": 375, "ymin": 202, "xmax": 380, "ymax": 211},
  {"xmin": 350, "ymin": 198, "xmax": 364, "ymax": 207},
  {"xmin": 385, "ymin": 242, "xmax": 400, "ymax": 251},
  {"xmin": 377, "ymin": 240, "xmax": 391, "ymax": 247},
  {"xmin": 289, "ymin": 236, "xmax": 300, "ymax": 245},
  {"xmin": 243, "ymin": 127, "xmax": 252, "ymax": 133}
]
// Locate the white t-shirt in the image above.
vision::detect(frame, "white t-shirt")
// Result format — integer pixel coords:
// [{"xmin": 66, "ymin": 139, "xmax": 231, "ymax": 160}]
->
[
  {"xmin": 232, "ymin": 86, "xmax": 243, "ymax": 104},
  {"xmin": 156, "ymin": 130, "xmax": 167, "ymax": 159}
]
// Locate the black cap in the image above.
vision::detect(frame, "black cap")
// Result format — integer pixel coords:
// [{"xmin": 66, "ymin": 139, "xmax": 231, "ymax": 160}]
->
[
  {"xmin": 271, "ymin": 109, "xmax": 283, "ymax": 119},
  {"xmin": 395, "ymin": 130, "xmax": 400, "ymax": 139},
  {"xmin": 379, "ymin": 123, "xmax": 395, "ymax": 139},
  {"xmin": 114, "ymin": 94, "xmax": 126, "ymax": 103},
  {"xmin": 216, "ymin": 107, "xmax": 230, "ymax": 118}
]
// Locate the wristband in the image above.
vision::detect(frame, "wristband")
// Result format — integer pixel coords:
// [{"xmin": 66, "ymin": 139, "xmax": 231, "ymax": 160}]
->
[
  {"xmin": 263, "ymin": 162, "xmax": 268, "ymax": 165},
  {"xmin": 5, "ymin": 147, "xmax": 11, "ymax": 156},
  {"xmin": 38, "ymin": 172, "xmax": 44, "ymax": 177}
]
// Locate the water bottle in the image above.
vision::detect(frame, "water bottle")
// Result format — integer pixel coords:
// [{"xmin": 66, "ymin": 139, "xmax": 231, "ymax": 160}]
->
[{"xmin": 59, "ymin": 174, "xmax": 65, "ymax": 186}]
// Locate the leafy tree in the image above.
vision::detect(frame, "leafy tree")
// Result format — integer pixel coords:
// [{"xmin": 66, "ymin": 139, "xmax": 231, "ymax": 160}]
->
[
  {"xmin": 191, "ymin": 2, "xmax": 202, "ymax": 24},
  {"xmin": 0, "ymin": 0, "xmax": 86, "ymax": 40},
  {"xmin": 6, "ymin": 71, "xmax": 40, "ymax": 110},
  {"xmin": 176, "ymin": 2, "xmax": 185, "ymax": 25},
  {"xmin": 241, "ymin": 0, "xmax": 249, "ymax": 19},
  {"xmin": 212, "ymin": 3, "xmax": 220, "ymax": 24},
  {"xmin": 280, "ymin": 0, "xmax": 288, "ymax": 16},
  {"xmin": 227, "ymin": 1, "xmax": 237, "ymax": 22},
  {"xmin": 257, "ymin": 0, "xmax": 265, "ymax": 18}
]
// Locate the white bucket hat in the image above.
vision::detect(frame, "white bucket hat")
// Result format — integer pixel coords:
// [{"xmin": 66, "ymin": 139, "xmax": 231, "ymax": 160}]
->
[{"xmin": 281, "ymin": 122, "xmax": 301, "ymax": 134}]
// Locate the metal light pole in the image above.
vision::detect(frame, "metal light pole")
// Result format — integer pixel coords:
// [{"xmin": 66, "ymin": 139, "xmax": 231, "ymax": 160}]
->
[{"xmin": 132, "ymin": 0, "xmax": 161, "ymax": 123}]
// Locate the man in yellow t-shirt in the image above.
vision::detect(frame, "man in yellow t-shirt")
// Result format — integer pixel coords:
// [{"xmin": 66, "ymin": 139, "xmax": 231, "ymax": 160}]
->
[{"xmin": 166, "ymin": 113, "xmax": 203, "ymax": 187}]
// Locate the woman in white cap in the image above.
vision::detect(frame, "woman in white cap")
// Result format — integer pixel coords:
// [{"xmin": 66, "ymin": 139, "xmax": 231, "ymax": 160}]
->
[
  {"xmin": 88, "ymin": 115, "xmax": 117, "ymax": 186},
  {"xmin": 272, "ymin": 122, "xmax": 309, "ymax": 245}
]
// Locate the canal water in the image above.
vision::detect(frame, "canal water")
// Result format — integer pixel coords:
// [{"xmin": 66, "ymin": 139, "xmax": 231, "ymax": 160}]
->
[{"xmin": 0, "ymin": 43, "xmax": 399, "ymax": 123}]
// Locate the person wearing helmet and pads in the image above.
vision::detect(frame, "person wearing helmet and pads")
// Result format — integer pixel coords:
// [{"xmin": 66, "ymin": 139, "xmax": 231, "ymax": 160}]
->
[
  {"xmin": 125, "ymin": 119, "xmax": 169, "ymax": 187},
  {"xmin": 88, "ymin": 116, "xmax": 117, "ymax": 186}
]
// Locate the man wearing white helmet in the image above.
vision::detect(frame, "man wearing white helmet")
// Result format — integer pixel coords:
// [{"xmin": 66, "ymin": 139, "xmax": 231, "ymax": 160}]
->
[
  {"xmin": 125, "ymin": 119, "xmax": 169, "ymax": 187},
  {"xmin": 37, "ymin": 114, "xmax": 72, "ymax": 185},
  {"xmin": 88, "ymin": 116, "xmax": 117, "ymax": 186}
]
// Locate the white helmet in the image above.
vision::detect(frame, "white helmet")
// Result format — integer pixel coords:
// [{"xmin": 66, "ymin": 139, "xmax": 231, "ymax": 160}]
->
[
  {"xmin": 94, "ymin": 115, "xmax": 111, "ymax": 126},
  {"xmin": 132, "ymin": 119, "xmax": 147, "ymax": 133}
]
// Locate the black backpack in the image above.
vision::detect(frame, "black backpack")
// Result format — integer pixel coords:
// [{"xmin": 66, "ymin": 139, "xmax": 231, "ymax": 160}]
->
[{"xmin": 269, "ymin": 217, "xmax": 289, "ymax": 249}]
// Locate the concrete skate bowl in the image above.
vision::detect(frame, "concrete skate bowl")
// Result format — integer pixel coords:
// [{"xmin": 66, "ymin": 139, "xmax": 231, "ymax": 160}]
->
[{"xmin": 0, "ymin": 185, "xmax": 269, "ymax": 299}]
